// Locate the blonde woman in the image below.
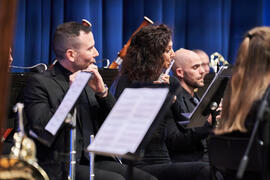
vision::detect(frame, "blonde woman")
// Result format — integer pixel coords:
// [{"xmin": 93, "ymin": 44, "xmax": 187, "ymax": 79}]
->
[{"xmin": 216, "ymin": 27, "xmax": 270, "ymax": 134}]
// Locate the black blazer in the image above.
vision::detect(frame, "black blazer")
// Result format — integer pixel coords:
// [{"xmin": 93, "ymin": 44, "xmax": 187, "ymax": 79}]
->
[{"xmin": 23, "ymin": 62, "xmax": 115, "ymax": 164}]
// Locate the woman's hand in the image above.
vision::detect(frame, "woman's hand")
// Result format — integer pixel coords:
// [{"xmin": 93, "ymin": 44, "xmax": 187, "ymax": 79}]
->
[{"xmin": 153, "ymin": 74, "xmax": 170, "ymax": 84}]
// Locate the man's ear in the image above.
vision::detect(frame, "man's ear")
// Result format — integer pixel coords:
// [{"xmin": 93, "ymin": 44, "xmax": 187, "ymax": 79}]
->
[
  {"xmin": 66, "ymin": 49, "xmax": 77, "ymax": 62},
  {"xmin": 175, "ymin": 67, "xmax": 184, "ymax": 79}
]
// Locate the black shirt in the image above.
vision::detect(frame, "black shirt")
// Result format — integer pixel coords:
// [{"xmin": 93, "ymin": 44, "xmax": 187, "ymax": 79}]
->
[
  {"xmin": 176, "ymin": 85, "xmax": 200, "ymax": 113},
  {"xmin": 170, "ymin": 77, "xmax": 212, "ymax": 162}
]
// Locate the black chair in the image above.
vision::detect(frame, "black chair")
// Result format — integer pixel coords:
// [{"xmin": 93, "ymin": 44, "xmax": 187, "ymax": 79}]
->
[
  {"xmin": 9, "ymin": 63, "xmax": 48, "ymax": 114},
  {"xmin": 207, "ymin": 133, "xmax": 267, "ymax": 180}
]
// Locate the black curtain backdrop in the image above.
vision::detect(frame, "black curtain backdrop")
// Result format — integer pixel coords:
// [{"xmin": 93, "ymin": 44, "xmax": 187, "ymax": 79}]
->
[{"xmin": 9, "ymin": 0, "xmax": 270, "ymax": 71}]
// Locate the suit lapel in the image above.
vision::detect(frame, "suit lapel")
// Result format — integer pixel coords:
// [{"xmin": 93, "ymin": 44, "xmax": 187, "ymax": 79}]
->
[{"xmin": 50, "ymin": 66, "xmax": 70, "ymax": 94}]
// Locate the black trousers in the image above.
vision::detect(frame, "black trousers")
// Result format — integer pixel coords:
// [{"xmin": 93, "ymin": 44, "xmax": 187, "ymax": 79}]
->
[
  {"xmin": 77, "ymin": 161, "xmax": 158, "ymax": 180},
  {"xmin": 138, "ymin": 161, "xmax": 211, "ymax": 180},
  {"xmin": 40, "ymin": 160, "xmax": 157, "ymax": 180}
]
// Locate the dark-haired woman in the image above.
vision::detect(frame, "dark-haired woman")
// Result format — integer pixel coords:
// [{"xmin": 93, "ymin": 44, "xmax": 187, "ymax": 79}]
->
[{"xmin": 115, "ymin": 24, "xmax": 211, "ymax": 180}]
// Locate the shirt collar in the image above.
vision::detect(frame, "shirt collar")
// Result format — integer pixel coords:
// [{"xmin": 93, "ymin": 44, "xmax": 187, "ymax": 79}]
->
[{"xmin": 55, "ymin": 61, "xmax": 73, "ymax": 81}]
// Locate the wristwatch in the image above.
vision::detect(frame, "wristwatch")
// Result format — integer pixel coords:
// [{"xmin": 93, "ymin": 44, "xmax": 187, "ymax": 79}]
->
[{"xmin": 96, "ymin": 84, "xmax": 108, "ymax": 97}]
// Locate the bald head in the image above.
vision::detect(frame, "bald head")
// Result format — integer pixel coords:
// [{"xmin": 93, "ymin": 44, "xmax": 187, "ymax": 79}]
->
[
  {"xmin": 172, "ymin": 48, "xmax": 200, "ymax": 71},
  {"xmin": 172, "ymin": 48, "xmax": 205, "ymax": 94}
]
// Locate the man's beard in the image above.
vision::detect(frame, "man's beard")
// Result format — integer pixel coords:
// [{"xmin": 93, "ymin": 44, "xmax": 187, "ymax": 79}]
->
[
  {"xmin": 72, "ymin": 61, "xmax": 89, "ymax": 71},
  {"xmin": 183, "ymin": 75, "xmax": 204, "ymax": 89}
]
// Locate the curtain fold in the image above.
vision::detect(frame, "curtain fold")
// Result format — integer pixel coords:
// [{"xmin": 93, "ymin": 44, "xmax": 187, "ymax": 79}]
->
[
  {"xmin": 228, "ymin": 0, "xmax": 263, "ymax": 61},
  {"xmin": 102, "ymin": 0, "xmax": 123, "ymax": 66},
  {"xmin": 11, "ymin": 0, "xmax": 268, "ymax": 71}
]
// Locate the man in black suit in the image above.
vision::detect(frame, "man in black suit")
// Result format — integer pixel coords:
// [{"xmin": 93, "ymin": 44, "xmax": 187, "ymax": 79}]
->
[
  {"xmin": 170, "ymin": 48, "xmax": 212, "ymax": 162},
  {"xmin": 23, "ymin": 21, "xmax": 157, "ymax": 180},
  {"xmin": 173, "ymin": 48, "xmax": 205, "ymax": 113}
]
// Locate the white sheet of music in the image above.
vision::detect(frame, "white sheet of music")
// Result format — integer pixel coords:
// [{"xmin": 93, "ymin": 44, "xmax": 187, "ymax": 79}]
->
[
  {"xmin": 87, "ymin": 87, "xmax": 169, "ymax": 156},
  {"xmin": 181, "ymin": 66, "xmax": 231, "ymax": 128},
  {"xmin": 45, "ymin": 71, "xmax": 92, "ymax": 135}
]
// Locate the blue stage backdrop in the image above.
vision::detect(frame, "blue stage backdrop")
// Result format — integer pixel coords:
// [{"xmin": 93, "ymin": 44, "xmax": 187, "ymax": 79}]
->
[{"xmin": 10, "ymin": 0, "xmax": 270, "ymax": 71}]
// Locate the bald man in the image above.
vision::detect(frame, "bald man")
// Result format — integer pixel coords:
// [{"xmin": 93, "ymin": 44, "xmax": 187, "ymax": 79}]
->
[
  {"xmin": 169, "ymin": 48, "xmax": 212, "ymax": 162},
  {"xmin": 172, "ymin": 48, "xmax": 205, "ymax": 108}
]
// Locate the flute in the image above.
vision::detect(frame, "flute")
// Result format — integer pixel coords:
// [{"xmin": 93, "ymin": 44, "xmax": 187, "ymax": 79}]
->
[
  {"xmin": 89, "ymin": 135, "xmax": 95, "ymax": 180},
  {"xmin": 68, "ymin": 110, "xmax": 76, "ymax": 180},
  {"xmin": 157, "ymin": 59, "xmax": 175, "ymax": 82}
]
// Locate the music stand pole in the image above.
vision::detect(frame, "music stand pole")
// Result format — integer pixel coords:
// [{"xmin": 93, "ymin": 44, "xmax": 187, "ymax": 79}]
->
[
  {"xmin": 125, "ymin": 160, "xmax": 133, "ymax": 180},
  {"xmin": 237, "ymin": 86, "xmax": 270, "ymax": 179},
  {"xmin": 90, "ymin": 135, "xmax": 95, "ymax": 180},
  {"xmin": 68, "ymin": 109, "xmax": 77, "ymax": 180}
]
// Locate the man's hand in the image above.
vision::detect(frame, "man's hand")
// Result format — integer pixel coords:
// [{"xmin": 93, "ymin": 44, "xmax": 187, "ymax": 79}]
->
[
  {"xmin": 69, "ymin": 64, "xmax": 108, "ymax": 97},
  {"xmin": 207, "ymin": 114, "xmax": 212, "ymax": 125},
  {"xmin": 215, "ymin": 99, "xmax": 223, "ymax": 128},
  {"xmin": 86, "ymin": 64, "xmax": 108, "ymax": 97}
]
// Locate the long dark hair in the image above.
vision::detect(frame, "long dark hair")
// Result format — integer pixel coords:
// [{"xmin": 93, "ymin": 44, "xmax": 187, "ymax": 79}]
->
[{"xmin": 121, "ymin": 24, "xmax": 172, "ymax": 82}]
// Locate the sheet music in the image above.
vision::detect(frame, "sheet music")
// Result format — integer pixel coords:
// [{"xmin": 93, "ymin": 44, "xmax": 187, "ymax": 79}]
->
[
  {"xmin": 182, "ymin": 66, "xmax": 232, "ymax": 128},
  {"xmin": 87, "ymin": 88, "xmax": 169, "ymax": 155},
  {"xmin": 45, "ymin": 72, "xmax": 92, "ymax": 135}
]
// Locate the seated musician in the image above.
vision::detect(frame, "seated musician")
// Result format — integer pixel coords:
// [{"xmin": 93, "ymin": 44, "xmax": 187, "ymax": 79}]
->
[
  {"xmin": 115, "ymin": 24, "xmax": 211, "ymax": 180},
  {"xmin": 169, "ymin": 48, "xmax": 213, "ymax": 162},
  {"xmin": 23, "ymin": 21, "xmax": 157, "ymax": 180},
  {"xmin": 214, "ymin": 26, "xmax": 270, "ymax": 179}
]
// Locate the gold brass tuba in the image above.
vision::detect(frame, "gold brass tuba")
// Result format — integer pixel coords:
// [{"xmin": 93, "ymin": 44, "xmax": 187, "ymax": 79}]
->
[
  {"xmin": 210, "ymin": 52, "xmax": 229, "ymax": 73},
  {"xmin": 0, "ymin": 103, "xmax": 49, "ymax": 180}
]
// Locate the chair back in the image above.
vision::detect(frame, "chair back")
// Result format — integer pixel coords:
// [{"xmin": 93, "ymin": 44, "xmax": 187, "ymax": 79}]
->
[{"xmin": 207, "ymin": 134, "xmax": 263, "ymax": 179}]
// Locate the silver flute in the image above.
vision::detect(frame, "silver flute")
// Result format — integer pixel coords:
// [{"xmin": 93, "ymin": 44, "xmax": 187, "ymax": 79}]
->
[
  {"xmin": 157, "ymin": 59, "xmax": 175, "ymax": 82},
  {"xmin": 90, "ymin": 135, "xmax": 95, "ymax": 180},
  {"xmin": 68, "ymin": 110, "xmax": 77, "ymax": 180}
]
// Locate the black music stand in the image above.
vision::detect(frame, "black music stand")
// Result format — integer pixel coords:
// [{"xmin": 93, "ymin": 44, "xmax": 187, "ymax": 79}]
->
[
  {"xmin": 98, "ymin": 68, "xmax": 119, "ymax": 88},
  {"xmin": 28, "ymin": 72, "xmax": 93, "ymax": 148},
  {"xmin": 7, "ymin": 73, "xmax": 30, "ymax": 128},
  {"xmin": 182, "ymin": 65, "xmax": 232, "ymax": 128},
  {"xmin": 87, "ymin": 83, "xmax": 179, "ymax": 180}
]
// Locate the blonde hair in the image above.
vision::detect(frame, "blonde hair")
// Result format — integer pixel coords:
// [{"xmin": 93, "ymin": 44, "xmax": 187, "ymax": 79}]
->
[{"xmin": 216, "ymin": 27, "xmax": 270, "ymax": 134}]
